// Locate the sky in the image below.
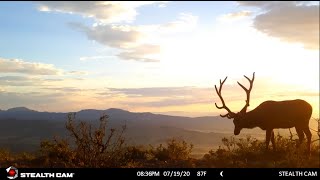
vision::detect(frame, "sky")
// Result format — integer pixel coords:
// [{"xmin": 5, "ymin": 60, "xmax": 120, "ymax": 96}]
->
[{"xmin": 0, "ymin": 1, "xmax": 319, "ymax": 118}]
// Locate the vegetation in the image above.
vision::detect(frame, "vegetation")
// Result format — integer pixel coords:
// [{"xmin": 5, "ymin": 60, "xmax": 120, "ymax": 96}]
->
[
  {"xmin": 0, "ymin": 114, "xmax": 319, "ymax": 168},
  {"xmin": 200, "ymin": 135, "xmax": 319, "ymax": 168},
  {"xmin": 40, "ymin": 113, "xmax": 127, "ymax": 167}
]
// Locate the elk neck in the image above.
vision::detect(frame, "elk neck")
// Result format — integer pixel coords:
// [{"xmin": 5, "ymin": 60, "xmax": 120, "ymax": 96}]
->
[{"xmin": 239, "ymin": 110, "xmax": 262, "ymax": 129}]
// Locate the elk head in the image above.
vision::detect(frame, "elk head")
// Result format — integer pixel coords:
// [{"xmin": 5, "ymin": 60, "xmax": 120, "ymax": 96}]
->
[{"xmin": 214, "ymin": 72, "xmax": 255, "ymax": 135}]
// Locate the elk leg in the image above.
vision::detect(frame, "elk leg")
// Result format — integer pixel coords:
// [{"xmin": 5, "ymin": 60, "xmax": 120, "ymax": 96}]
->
[
  {"xmin": 266, "ymin": 129, "xmax": 272, "ymax": 150},
  {"xmin": 270, "ymin": 130, "xmax": 276, "ymax": 151},
  {"xmin": 302, "ymin": 128, "xmax": 312, "ymax": 155},
  {"xmin": 295, "ymin": 127, "xmax": 305, "ymax": 146}
]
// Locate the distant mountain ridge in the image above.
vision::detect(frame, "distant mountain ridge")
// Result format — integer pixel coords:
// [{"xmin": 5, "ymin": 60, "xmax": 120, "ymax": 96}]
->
[
  {"xmin": 7, "ymin": 107, "xmax": 35, "ymax": 112},
  {"xmin": 0, "ymin": 107, "xmax": 271, "ymax": 154},
  {"xmin": 0, "ymin": 107, "xmax": 234, "ymax": 133}
]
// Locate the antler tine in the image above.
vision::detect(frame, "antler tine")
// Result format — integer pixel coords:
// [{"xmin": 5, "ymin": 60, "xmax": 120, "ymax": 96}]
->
[
  {"xmin": 214, "ymin": 76, "xmax": 235, "ymax": 118},
  {"xmin": 220, "ymin": 113, "xmax": 230, "ymax": 118},
  {"xmin": 220, "ymin": 113, "xmax": 233, "ymax": 119},
  {"xmin": 238, "ymin": 72, "xmax": 255, "ymax": 113}
]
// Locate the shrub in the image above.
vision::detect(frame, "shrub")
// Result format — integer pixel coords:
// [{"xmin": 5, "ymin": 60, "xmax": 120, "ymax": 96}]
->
[
  {"xmin": 122, "ymin": 145, "xmax": 149, "ymax": 167},
  {"xmin": 40, "ymin": 113, "xmax": 126, "ymax": 167},
  {"xmin": 202, "ymin": 134, "xmax": 319, "ymax": 168},
  {"xmin": 149, "ymin": 138, "xmax": 194, "ymax": 167}
]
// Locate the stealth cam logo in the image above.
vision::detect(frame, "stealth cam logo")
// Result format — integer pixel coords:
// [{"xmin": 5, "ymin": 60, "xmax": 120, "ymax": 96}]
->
[{"xmin": 6, "ymin": 166, "xmax": 18, "ymax": 179}]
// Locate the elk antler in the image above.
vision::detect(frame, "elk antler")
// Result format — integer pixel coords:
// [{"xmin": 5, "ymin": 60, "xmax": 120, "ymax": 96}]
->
[
  {"xmin": 215, "ymin": 76, "xmax": 236, "ymax": 119},
  {"xmin": 238, "ymin": 72, "xmax": 255, "ymax": 114}
]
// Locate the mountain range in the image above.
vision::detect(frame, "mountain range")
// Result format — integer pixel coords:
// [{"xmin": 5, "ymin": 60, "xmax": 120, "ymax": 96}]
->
[
  {"xmin": 0, "ymin": 107, "xmax": 266, "ymax": 156},
  {"xmin": 0, "ymin": 107, "xmax": 236, "ymax": 132}
]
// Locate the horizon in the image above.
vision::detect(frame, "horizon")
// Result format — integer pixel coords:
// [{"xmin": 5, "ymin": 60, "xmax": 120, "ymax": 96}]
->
[
  {"xmin": 0, "ymin": 1, "xmax": 319, "ymax": 118},
  {"xmin": 1, "ymin": 106, "xmax": 217, "ymax": 117},
  {"xmin": 0, "ymin": 104, "xmax": 318, "ymax": 119}
]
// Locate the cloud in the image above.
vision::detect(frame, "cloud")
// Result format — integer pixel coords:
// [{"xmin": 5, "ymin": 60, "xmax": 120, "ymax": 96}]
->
[
  {"xmin": 38, "ymin": 2, "xmax": 191, "ymax": 62},
  {"xmin": 69, "ymin": 22, "xmax": 142, "ymax": 49},
  {"xmin": 131, "ymin": 98, "xmax": 210, "ymax": 107},
  {"xmin": 67, "ymin": 71, "xmax": 89, "ymax": 75},
  {"xmin": 37, "ymin": 5, "xmax": 50, "ymax": 12},
  {"xmin": 44, "ymin": 78, "xmax": 64, "ymax": 82},
  {"xmin": 117, "ymin": 44, "xmax": 161, "ymax": 62},
  {"xmin": 104, "ymin": 86, "xmax": 210, "ymax": 97},
  {"xmin": 158, "ymin": 3, "xmax": 167, "ymax": 8},
  {"xmin": 237, "ymin": 1, "xmax": 296, "ymax": 9},
  {"xmin": 80, "ymin": 55, "xmax": 114, "ymax": 61},
  {"xmin": 70, "ymin": 13, "xmax": 197, "ymax": 62},
  {"xmin": 0, "ymin": 76, "xmax": 43, "ymax": 86},
  {"xmin": 238, "ymin": 1, "xmax": 319, "ymax": 50},
  {"xmin": 221, "ymin": 11, "xmax": 252, "ymax": 20},
  {"xmin": 0, "ymin": 90, "xmax": 67, "ymax": 111},
  {"xmin": 70, "ymin": 23, "xmax": 161, "ymax": 62},
  {"xmin": 0, "ymin": 91, "xmax": 63, "ymax": 103},
  {"xmin": 97, "ymin": 86, "xmax": 213, "ymax": 107},
  {"xmin": 42, "ymin": 87, "xmax": 85, "ymax": 93},
  {"xmin": 132, "ymin": 13, "xmax": 198, "ymax": 34},
  {"xmin": 36, "ymin": 1, "xmax": 166, "ymax": 23},
  {"xmin": 0, "ymin": 57, "xmax": 92, "ymax": 89},
  {"xmin": 70, "ymin": 23, "xmax": 161, "ymax": 63},
  {"xmin": 0, "ymin": 76, "xmax": 69, "ymax": 87},
  {"xmin": 0, "ymin": 57, "xmax": 63, "ymax": 75},
  {"xmin": 276, "ymin": 91, "xmax": 319, "ymax": 97},
  {"xmin": 159, "ymin": 13, "xmax": 198, "ymax": 32}
]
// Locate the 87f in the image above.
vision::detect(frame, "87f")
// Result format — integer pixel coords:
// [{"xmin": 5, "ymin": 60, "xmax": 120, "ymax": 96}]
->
[{"xmin": 197, "ymin": 171, "xmax": 206, "ymax": 176}]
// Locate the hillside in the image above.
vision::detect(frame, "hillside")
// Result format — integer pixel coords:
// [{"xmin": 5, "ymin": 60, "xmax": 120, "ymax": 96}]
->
[{"xmin": 0, "ymin": 107, "xmax": 316, "ymax": 156}]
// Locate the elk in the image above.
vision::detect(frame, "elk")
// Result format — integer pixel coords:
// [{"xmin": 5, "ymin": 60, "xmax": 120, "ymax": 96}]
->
[{"xmin": 214, "ymin": 72, "xmax": 312, "ymax": 153}]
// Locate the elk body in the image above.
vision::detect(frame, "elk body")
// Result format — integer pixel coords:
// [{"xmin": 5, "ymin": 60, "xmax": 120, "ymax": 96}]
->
[{"xmin": 214, "ymin": 72, "xmax": 312, "ymax": 153}]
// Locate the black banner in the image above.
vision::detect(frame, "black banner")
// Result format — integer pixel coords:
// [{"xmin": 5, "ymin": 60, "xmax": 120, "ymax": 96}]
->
[{"xmin": 1, "ymin": 168, "xmax": 319, "ymax": 179}]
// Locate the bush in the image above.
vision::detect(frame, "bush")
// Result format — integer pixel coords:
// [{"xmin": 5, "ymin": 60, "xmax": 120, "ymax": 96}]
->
[
  {"xmin": 201, "ymin": 134, "xmax": 320, "ymax": 168},
  {"xmin": 0, "ymin": 149, "xmax": 37, "ymax": 168},
  {"xmin": 148, "ymin": 138, "xmax": 194, "ymax": 167},
  {"xmin": 0, "ymin": 149, "xmax": 11, "ymax": 167},
  {"xmin": 40, "ymin": 113, "xmax": 126, "ymax": 167},
  {"xmin": 122, "ymin": 145, "xmax": 149, "ymax": 167}
]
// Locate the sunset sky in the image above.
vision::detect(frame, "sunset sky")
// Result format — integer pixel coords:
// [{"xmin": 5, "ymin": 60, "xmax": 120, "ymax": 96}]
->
[{"xmin": 0, "ymin": 1, "xmax": 319, "ymax": 117}]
